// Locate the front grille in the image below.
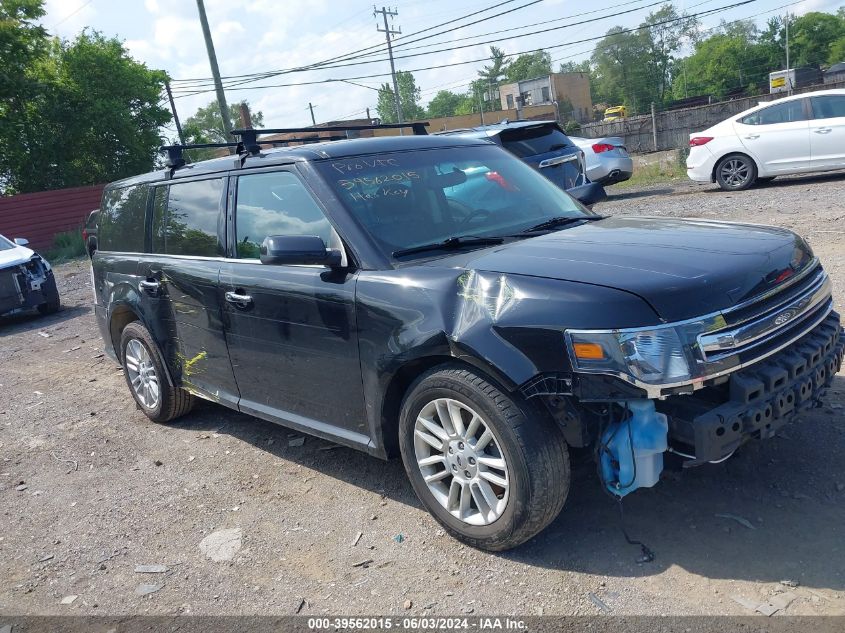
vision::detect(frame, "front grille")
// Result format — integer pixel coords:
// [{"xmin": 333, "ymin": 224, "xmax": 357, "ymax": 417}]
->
[
  {"xmin": 722, "ymin": 262, "xmax": 822, "ymax": 327},
  {"xmin": 698, "ymin": 267, "xmax": 831, "ymax": 362}
]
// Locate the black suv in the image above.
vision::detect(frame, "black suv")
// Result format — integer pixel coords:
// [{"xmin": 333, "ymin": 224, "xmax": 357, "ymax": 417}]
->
[{"xmin": 93, "ymin": 124, "xmax": 843, "ymax": 551}]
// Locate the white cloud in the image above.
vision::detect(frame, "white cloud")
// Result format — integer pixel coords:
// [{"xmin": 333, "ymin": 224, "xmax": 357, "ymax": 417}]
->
[{"xmin": 144, "ymin": 0, "xmax": 160, "ymax": 14}]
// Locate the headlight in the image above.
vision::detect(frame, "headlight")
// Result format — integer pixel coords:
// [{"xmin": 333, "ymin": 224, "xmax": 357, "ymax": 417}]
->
[{"xmin": 567, "ymin": 327, "xmax": 691, "ymax": 385}]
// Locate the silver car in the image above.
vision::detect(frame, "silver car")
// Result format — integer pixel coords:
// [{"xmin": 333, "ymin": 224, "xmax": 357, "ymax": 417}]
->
[{"xmin": 570, "ymin": 136, "xmax": 633, "ymax": 185}]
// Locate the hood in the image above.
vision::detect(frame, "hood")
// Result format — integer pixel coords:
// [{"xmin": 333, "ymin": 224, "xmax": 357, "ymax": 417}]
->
[
  {"xmin": 425, "ymin": 216, "xmax": 814, "ymax": 322},
  {"xmin": 0, "ymin": 244, "xmax": 35, "ymax": 268}
]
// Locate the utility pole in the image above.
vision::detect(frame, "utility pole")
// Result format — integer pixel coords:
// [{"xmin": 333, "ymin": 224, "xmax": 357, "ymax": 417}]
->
[
  {"xmin": 196, "ymin": 0, "xmax": 234, "ymax": 145},
  {"xmin": 374, "ymin": 6, "xmax": 402, "ymax": 126},
  {"xmin": 164, "ymin": 79, "xmax": 185, "ymax": 145},
  {"xmin": 238, "ymin": 102, "xmax": 253, "ymax": 129},
  {"xmin": 651, "ymin": 102, "xmax": 658, "ymax": 152},
  {"xmin": 785, "ymin": 12, "xmax": 792, "ymax": 94},
  {"xmin": 308, "ymin": 102, "xmax": 316, "ymax": 126}
]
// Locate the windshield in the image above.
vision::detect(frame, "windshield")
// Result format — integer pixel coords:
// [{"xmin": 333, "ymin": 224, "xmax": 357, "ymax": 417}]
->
[
  {"xmin": 316, "ymin": 145, "xmax": 589, "ymax": 258},
  {"xmin": 0, "ymin": 235, "xmax": 15, "ymax": 251}
]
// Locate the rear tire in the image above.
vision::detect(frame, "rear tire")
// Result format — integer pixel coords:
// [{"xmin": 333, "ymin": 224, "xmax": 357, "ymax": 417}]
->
[
  {"xmin": 37, "ymin": 275, "xmax": 60, "ymax": 315},
  {"xmin": 120, "ymin": 321, "xmax": 194, "ymax": 423},
  {"xmin": 715, "ymin": 154, "xmax": 757, "ymax": 191},
  {"xmin": 398, "ymin": 365, "xmax": 570, "ymax": 551}
]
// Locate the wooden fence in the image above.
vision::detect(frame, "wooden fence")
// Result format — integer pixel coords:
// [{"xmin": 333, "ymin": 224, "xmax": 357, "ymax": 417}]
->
[
  {"xmin": 0, "ymin": 184, "xmax": 104, "ymax": 251},
  {"xmin": 579, "ymin": 80, "xmax": 845, "ymax": 152}
]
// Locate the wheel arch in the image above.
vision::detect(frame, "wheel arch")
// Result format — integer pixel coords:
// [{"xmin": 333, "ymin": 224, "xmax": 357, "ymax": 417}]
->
[
  {"xmin": 379, "ymin": 354, "xmax": 525, "ymax": 459},
  {"xmin": 711, "ymin": 150, "xmax": 760, "ymax": 183},
  {"xmin": 109, "ymin": 303, "xmax": 140, "ymax": 361}
]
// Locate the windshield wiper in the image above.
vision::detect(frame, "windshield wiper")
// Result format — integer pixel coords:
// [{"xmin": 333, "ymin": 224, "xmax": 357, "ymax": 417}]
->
[
  {"xmin": 392, "ymin": 236, "xmax": 504, "ymax": 258},
  {"xmin": 520, "ymin": 215, "xmax": 605, "ymax": 234}
]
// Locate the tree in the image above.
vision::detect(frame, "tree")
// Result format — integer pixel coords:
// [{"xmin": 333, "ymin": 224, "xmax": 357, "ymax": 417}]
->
[
  {"xmin": 376, "ymin": 70, "xmax": 424, "ymax": 123},
  {"xmin": 478, "ymin": 45, "xmax": 509, "ymax": 104},
  {"xmin": 425, "ymin": 90, "xmax": 465, "ymax": 118},
  {"xmin": 503, "ymin": 50, "xmax": 552, "ymax": 83},
  {"xmin": 1, "ymin": 26, "xmax": 171, "ymax": 193},
  {"xmin": 591, "ymin": 27, "xmax": 652, "ymax": 112},
  {"xmin": 183, "ymin": 100, "xmax": 264, "ymax": 145},
  {"xmin": 789, "ymin": 11, "xmax": 845, "ymax": 67},
  {"xmin": 641, "ymin": 5, "xmax": 698, "ymax": 104},
  {"xmin": 830, "ymin": 35, "xmax": 845, "ymax": 64}
]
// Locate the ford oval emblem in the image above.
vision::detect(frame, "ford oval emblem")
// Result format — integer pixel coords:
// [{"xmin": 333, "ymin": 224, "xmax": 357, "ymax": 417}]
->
[{"xmin": 774, "ymin": 309, "xmax": 797, "ymax": 325}]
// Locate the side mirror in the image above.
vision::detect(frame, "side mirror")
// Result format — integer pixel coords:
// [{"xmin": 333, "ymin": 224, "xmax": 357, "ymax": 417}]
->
[
  {"xmin": 14, "ymin": 238, "xmax": 29, "ymax": 246},
  {"xmin": 567, "ymin": 182, "xmax": 607, "ymax": 209},
  {"xmin": 260, "ymin": 235, "xmax": 342, "ymax": 267}
]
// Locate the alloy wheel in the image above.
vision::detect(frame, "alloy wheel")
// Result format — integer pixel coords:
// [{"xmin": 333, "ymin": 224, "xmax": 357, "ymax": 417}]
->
[
  {"xmin": 719, "ymin": 158, "xmax": 750, "ymax": 187},
  {"xmin": 124, "ymin": 338, "xmax": 160, "ymax": 409},
  {"xmin": 413, "ymin": 398, "xmax": 509, "ymax": 526}
]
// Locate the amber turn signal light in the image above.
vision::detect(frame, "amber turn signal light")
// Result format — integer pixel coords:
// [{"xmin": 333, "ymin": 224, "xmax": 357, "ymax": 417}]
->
[{"xmin": 573, "ymin": 342, "xmax": 604, "ymax": 360}]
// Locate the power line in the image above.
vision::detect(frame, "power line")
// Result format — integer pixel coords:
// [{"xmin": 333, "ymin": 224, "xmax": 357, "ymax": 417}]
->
[
  {"xmin": 171, "ymin": 0, "xmax": 757, "ymax": 98},
  {"xmin": 170, "ymin": 0, "xmax": 539, "ymax": 87},
  {"xmin": 50, "ymin": 0, "xmax": 94, "ymax": 29}
]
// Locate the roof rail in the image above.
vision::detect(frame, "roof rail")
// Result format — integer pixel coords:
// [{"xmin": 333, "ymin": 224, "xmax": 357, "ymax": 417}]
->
[{"xmin": 232, "ymin": 122, "xmax": 429, "ymax": 155}]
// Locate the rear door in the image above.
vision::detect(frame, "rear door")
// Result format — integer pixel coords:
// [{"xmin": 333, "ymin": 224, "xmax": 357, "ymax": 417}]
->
[
  {"xmin": 498, "ymin": 124, "xmax": 585, "ymax": 190},
  {"xmin": 135, "ymin": 177, "xmax": 239, "ymax": 407},
  {"xmin": 733, "ymin": 99, "xmax": 811, "ymax": 174},
  {"xmin": 809, "ymin": 94, "xmax": 845, "ymax": 169},
  {"xmin": 219, "ymin": 169, "xmax": 367, "ymax": 446}
]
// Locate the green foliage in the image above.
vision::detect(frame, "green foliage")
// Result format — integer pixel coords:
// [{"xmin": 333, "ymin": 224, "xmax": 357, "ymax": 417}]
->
[
  {"xmin": 562, "ymin": 120, "xmax": 581, "ymax": 135},
  {"xmin": 830, "ymin": 36, "xmax": 845, "ymax": 63},
  {"xmin": 182, "ymin": 99, "xmax": 264, "ymax": 161},
  {"xmin": 426, "ymin": 90, "xmax": 467, "ymax": 118},
  {"xmin": 0, "ymin": 11, "xmax": 171, "ymax": 194},
  {"xmin": 504, "ymin": 51, "xmax": 552, "ymax": 83},
  {"xmin": 789, "ymin": 12, "xmax": 845, "ymax": 68},
  {"xmin": 183, "ymin": 100, "xmax": 264, "ymax": 144},
  {"xmin": 591, "ymin": 4, "xmax": 697, "ymax": 113},
  {"xmin": 45, "ymin": 227, "xmax": 85, "ymax": 262},
  {"xmin": 376, "ymin": 70, "xmax": 425, "ymax": 123}
]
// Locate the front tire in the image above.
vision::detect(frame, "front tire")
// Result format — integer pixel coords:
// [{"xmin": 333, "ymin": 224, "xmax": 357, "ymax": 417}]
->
[
  {"xmin": 715, "ymin": 154, "xmax": 757, "ymax": 191},
  {"xmin": 37, "ymin": 275, "xmax": 60, "ymax": 315},
  {"xmin": 398, "ymin": 365, "xmax": 570, "ymax": 551},
  {"xmin": 120, "ymin": 321, "xmax": 194, "ymax": 423}
]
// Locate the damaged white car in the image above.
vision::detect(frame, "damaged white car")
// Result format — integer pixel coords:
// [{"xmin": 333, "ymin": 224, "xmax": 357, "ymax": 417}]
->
[{"xmin": 0, "ymin": 234, "xmax": 60, "ymax": 317}]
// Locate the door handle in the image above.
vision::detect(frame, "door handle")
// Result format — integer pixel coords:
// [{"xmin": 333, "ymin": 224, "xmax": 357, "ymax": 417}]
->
[
  {"xmin": 139, "ymin": 279, "xmax": 160, "ymax": 295},
  {"xmin": 813, "ymin": 128, "xmax": 832, "ymax": 134},
  {"xmin": 743, "ymin": 134, "xmax": 760, "ymax": 140},
  {"xmin": 225, "ymin": 290, "xmax": 253, "ymax": 308}
]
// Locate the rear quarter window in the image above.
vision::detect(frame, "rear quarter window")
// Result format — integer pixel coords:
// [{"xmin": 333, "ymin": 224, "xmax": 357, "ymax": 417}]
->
[
  {"xmin": 152, "ymin": 178, "xmax": 224, "ymax": 257},
  {"xmin": 98, "ymin": 185, "xmax": 149, "ymax": 252}
]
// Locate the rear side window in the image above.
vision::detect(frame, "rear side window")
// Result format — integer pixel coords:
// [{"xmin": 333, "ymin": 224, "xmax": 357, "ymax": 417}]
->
[
  {"xmin": 234, "ymin": 171, "xmax": 331, "ymax": 259},
  {"xmin": 499, "ymin": 125, "xmax": 572, "ymax": 157},
  {"xmin": 99, "ymin": 185, "xmax": 149, "ymax": 252},
  {"xmin": 740, "ymin": 100, "xmax": 807, "ymax": 125},
  {"xmin": 811, "ymin": 95, "xmax": 845, "ymax": 119},
  {"xmin": 152, "ymin": 178, "xmax": 224, "ymax": 257}
]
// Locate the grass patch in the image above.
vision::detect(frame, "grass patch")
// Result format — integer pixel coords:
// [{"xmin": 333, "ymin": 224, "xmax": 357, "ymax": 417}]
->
[
  {"xmin": 44, "ymin": 228, "xmax": 86, "ymax": 263},
  {"xmin": 618, "ymin": 149, "xmax": 690, "ymax": 188}
]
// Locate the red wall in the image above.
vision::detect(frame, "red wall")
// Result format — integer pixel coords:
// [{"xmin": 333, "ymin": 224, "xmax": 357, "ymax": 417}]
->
[{"xmin": 0, "ymin": 184, "xmax": 104, "ymax": 251}]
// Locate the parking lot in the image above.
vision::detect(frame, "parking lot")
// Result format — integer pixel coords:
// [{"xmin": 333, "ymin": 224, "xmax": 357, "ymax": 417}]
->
[{"xmin": 1, "ymin": 173, "xmax": 844, "ymax": 617}]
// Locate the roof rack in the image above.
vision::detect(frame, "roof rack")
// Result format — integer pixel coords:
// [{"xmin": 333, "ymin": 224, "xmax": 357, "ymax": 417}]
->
[
  {"xmin": 232, "ymin": 122, "xmax": 429, "ymax": 155},
  {"xmin": 159, "ymin": 142, "xmax": 243, "ymax": 169}
]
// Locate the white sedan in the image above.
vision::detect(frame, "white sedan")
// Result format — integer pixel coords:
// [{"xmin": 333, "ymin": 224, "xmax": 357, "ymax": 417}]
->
[
  {"xmin": 687, "ymin": 89, "xmax": 845, "ymax": 191},
  {"xmin": 0, "ymin": 234, "xmax": 60, "ymax": 317}
]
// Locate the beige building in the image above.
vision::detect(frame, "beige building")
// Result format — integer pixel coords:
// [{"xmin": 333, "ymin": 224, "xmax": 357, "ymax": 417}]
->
[{"xmin": 498, "ymin": 72, "xmax": 593, "ymax": 123}]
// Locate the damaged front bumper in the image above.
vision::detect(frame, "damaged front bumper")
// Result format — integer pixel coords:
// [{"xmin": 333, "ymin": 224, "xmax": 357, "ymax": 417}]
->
[
  {"xmin": 660, "ymin": 311, "xmax": 843, "ymax": 461},
  {"xmin": 0, "ymin": 257, "xmax": 54, "ymax": 316}
]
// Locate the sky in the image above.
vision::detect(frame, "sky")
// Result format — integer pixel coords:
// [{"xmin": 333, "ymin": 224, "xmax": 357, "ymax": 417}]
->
[{"xmin": 39, "ymin": 0, "xmax": 843, "ymax": 133}]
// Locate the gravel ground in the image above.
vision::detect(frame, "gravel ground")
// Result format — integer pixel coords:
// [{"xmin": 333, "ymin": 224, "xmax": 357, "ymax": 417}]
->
[{"xmin": 1, "ymin": 173, "xmax": 844, "ymax": 618}]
